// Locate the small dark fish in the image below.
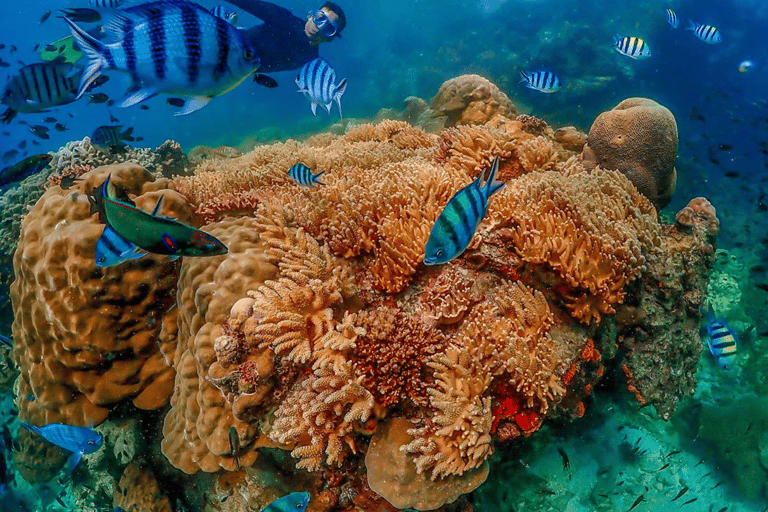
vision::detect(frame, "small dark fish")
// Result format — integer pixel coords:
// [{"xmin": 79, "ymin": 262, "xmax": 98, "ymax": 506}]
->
[
  {"xmin": 725, "ymin": 171, "xmax": 739, "ymax": 178},
  {"xmin": 671, "ymin": 486, "xmax": 689, "ymax": 502},
  {"xmin": 33, "ymin": 44, "xmax": 40, "ymax": 52},
  {"xmin": 109, "ymin": 114, "xmax": 119, "ymax": 123},
  {"xmin": 0, "ymin": 44, "xmax": 5, "ymax": 50},
  {"xmin": 229, "ymin": 426, "xmax": 240, "ymax": 471},
  {"xmin": 18, "ymin": 140, "xmax": 26, "ymax": 149},
  {"xmin": 656, "ymin": 463, "xmax": 669, "ymax": 471},
  {"xmin": 135, "ymin": 136, "xmax": 143, "ymax": 142},
  {"xmin": 755, "ymin": 283, "xmax": 768, "ymax": 293},
  {"xmin": 31, "ymin": 140, "xmax": 40, "ymax": 146},
  {"xmin": 107, "ymin": 99, "xmax": 115, "ymax": 106},
  {"xmin": 30, "ymin": 125, "xmax": 50, "ymax": 139},
  {"xmin": 10, "ymin": 45, "xmax": 17, "ymax": 53},
  {"xmin": 627, "ymin": 494, "xmax": 645, "ymax": 512},
  {"xmin": 618, "ymin": 480, "xmax": 625, "ymax": 486},
  {"xmin": 254, "ymin": 73, "xmax": 278, "ymax": 88},
  {"xmin": 60, "ymin": 175, "xmax": 82, "ymax": 190},
  {"xmin": 43, "ymin": 116, "xmax": 56, "ymax": 123},
  {"xmin": 598, "ymin": 494, "xmax": 609, "ymax": 498},
  {"xmin": 87, "ymin": 93, "xmax": 109, "ymax": 104},
  {"xmin": 718, "ymin": 143, "xmax": 733, "ymax": 151},
  {"xmin": 746, "ymin": 422, "xmax": 753, "ymax": 433},
  {"xmin": 39, "ymin": 10, "xmax": 51, "ymax": 24},
  {"xmin": 716, "ymin": 507, "xmax": 727, "ymax": 512},
  {"xmin": 0, "ymin": 60, "xmax": 8, "ymax": 68},
  {"xmin": 2, "ymin": 149, "xmax": 19, "ymax": 161},
  {"xmin": 557, "ymin": 447, "xmax": 570, "ymax": 470},
  {"xmin": 750, "ymin": 265, "xmax": 767, "ymax": 272},
  {"xmin": 56, "ymin": 496, "xmax": 66, "ymax": 507},
  {"xmin": 44, "ymin": 44, "xmax": 57, "ymax": 52},
  {"xmin": 55, "ymin": 123, "xmax": 67, "ymax": 132},
  {"xmin": 140, "ymin": 105, "xmax": 150, "ymax": 110},
  {"xmin": 666, "ymin": 450, "xmax": 681, "ymax": 457},
  {"xmin": 167, "ymin": 97, "xmax": 186, "ymax": 108},
  {"xmin": 681, "ymin": 498, "xmax": 697, "ymax": 506},
  {"xmin": 86, "ymin": 75, "xmax": 110, "ymax": 91}
]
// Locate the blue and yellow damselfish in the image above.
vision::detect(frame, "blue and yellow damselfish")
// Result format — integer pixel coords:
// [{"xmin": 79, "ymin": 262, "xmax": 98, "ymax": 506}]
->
[
  {"xmin": 424, "ymin": 157, "xmax": 505, "ymax": 265},
  {"xmin": 95, "ymin": 175, "xmax": 227, "ymax": 258}
]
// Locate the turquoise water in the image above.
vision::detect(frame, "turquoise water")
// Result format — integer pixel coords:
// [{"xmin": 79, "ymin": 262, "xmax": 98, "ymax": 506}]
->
[{"xmin": 1, "ymin": 0, "xmax": 767, "ymax": 511}]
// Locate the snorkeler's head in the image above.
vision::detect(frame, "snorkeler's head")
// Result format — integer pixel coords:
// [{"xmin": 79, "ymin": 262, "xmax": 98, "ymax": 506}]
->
[{"xmin": 305, "ymin": 2, "xmax": 346, "ymax": 42}]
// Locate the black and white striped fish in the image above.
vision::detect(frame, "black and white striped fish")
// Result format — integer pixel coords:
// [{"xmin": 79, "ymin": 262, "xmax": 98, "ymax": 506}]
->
[
  {"xmin": 518, "ymin": 70, "xmax": 561, "ymax": 93},
  {"xmin": 90, "ymin": 0, "xmax": 126, "ymax": 7},
  {"xmin": 288, "ymin": 163, "xmax": 324, "ymax": 187},
  {"xmin": 665, "ymin": 8, "xmax": 679, "ymax": 28},
  {"xmin": 0, "ymin": 61, "xmax": 82, "ymax": 123},
  {"xmin": 210, "ymin": 5, "xmax": 238, "ymax": 25},
  {"xmin": 295, "ymin": 57, "xmax": 347, "ymax": 117},
  {"xmin": 687, "ymin": 21, "xmax": 722, "ymax": 44},
  {"xmin": 613, "ymin": 35, "xmax": 652, "ymax": 60},
  {"xmin": 91, "ymin": 124, "xmax": 134, "ymax": 150},
  {"xmin": 702, "ymin": 304, "xmax": 738, "ymax": 369},
  {"xmin": 63, "ymin": 0, "xmax": 261, "ymax": 115}
]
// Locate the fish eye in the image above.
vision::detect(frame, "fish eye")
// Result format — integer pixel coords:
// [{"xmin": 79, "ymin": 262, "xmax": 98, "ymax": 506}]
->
[
  {"xmin": 244, "ymin": 49, "xmax": 254, "ymax": 60},
  {"xmin": 436, "ymin": 249, "xmax": 443, "ymax": 257}
]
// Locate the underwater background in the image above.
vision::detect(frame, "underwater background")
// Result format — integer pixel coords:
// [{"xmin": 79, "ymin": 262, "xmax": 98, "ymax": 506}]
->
[{"xmin": 1, "ymin": 0, "xmax": 767, "ymax": 511}]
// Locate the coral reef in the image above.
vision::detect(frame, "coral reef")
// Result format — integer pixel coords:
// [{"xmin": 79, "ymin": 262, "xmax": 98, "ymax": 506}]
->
[
  {"xmin": 6, "ymin": 75, "xmax": 719, "ymax": 512},
  {"xmin": 581, "ymin": 98, "xmax": 678, "ymax": 209},
  {"xmin": 430, "ymin": 74, "xmax": 517, "ymax": 127},
  {"xmin": 11, "ymin": 164, "xmax": 181, "ymax": 427},
  {"xmin": 13, "ymin": 425, "xmax": 69, "ymax": 484},
  {"xmin": 675, "ymin": 196, "xmax": 719, "ymax": 238}
]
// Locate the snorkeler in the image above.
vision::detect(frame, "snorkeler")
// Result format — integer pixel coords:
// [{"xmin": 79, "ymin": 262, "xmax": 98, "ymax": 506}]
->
[{"xmin": 224, "ymin": 0, "xmax": 346, "ymax": 74}]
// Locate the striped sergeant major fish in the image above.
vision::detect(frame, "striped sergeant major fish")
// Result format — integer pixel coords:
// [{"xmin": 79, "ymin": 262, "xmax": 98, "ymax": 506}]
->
[
  {"xmin": 288, "ymin": 163, "xmax": 325, "ymax": 187},
  {"xmin": 63, "ymin": 0, "xmax": 261, "ymax": 115},
  {"xmin": 613, "ymin": 35, "xmax": 652, "ymax": 60},
  {"xmin": 20, "ymin": 422, "xmax": 102, "ymax": 473},
  {"xmin": 210, "ymin": 5, "xmax": 238, "ymax": 25},
  {"xmin": 424, "ymin": 157, "xmax": 505, "ymax": 265},
  {"xmin": 0, "ymin": 62, "xmax": 82, "ymax": 123},
  {"xmin": 90, "ymin": 0, "xmax": 126, "ymax": 7},
  {"xmin": 91, "ymin": 124, "xmax": 134, "ymax": 151},
  {"xmin": 701, "ymin": 303, "xmax": 738, "ymax": 369},
  {"xmin": 687, "ymin": 21, "xmax": 722, "ymax": 44},
  {"xmin": 518, "ymin": 70, "xmax": 561, "ymax": 93},
  {"xmin": 95, "ymin": 174, "xmax": 228, "ymax": 257},
  {"xmin": 296, "ymin": 57, "xmax": 347, "ymax": 117},
  {"xmin": 262, "ymin": 492, "xmax": 310, "ymax": 512},
  {"xmin": 665, "ymin": 8, "xmax": 679, "ymax": 28}
]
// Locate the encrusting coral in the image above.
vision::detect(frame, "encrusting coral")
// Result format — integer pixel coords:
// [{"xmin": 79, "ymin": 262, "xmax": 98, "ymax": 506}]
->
[
  {"xmin": 430, "ymin": 74, "xmax": 517, "ymax": 127},
  {"xmin": 8, "ymin": 77, "xmax": 716, "ymax": 511}
]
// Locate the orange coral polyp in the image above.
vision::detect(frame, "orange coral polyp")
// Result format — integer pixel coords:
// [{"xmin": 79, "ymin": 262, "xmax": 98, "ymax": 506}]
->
[{"xmin": 581, "ymin": 339, "xmax": 601, "ymax": 362}]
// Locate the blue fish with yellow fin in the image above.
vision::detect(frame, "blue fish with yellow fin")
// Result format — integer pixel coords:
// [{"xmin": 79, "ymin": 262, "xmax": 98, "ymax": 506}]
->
[
  {"xmin": 263, "ymin": 492, "xmax": 310, "ymax": 512},
  {"xmin": 701, "ymin": 303, "xmax": 738, "ymax": 369},
  {"xmin": 424, "ymin": 157, "xmax": 504, "ymax": 265},
  {"xmin": 20, "ymin": 422, "xmax": 102, "ymax": 472}
]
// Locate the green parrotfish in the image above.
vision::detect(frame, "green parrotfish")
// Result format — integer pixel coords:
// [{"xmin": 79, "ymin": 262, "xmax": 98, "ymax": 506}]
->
[{"xmin": 95, "ymin": 175, "xmax": 228, "ymax": 257}]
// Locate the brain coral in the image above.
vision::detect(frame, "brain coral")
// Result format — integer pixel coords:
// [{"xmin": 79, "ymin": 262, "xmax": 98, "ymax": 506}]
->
[
  {"xmin": 11, "ymin": 164, "xmax": 183, "ymax": 427},
  {"xmin": 581, "ymin": 97, "xmax": 678, "ymax": 209},
  {"xmin": 430, "ymin": 74, "xmax": 517, "ymax": 127}
]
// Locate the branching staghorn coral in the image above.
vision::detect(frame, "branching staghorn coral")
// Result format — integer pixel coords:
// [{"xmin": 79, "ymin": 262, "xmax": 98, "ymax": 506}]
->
[{"xmin": 487, "ymin": 168, "xmax": 660, "ymax": 324}]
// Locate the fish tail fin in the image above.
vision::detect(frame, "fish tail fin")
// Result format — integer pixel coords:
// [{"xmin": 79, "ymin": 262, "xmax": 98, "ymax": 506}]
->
[
  {"xmin": 613, "ymin": 33, "xmax": 622, "ymax": 44},
  {"xmin": 518, "ymin": 70, "xmax": 529, "ymax": 86},
  {"xmin": 120, "ymin": 126, "xmax": 134, "ymax": 141},
  {"xmin": 686, "ymin": 20, "xmax": 696, "ymax": 30},
  {"xmin": 61, "ymin": 17, "xmax": 107, "ymax": 99},
  {"xmin": 314, "ymin": 171, "xmax": 325, "ymax": 186},
  {"xmin": 483, "ymin": 157, "xmax": 505, "ymax": 198}
]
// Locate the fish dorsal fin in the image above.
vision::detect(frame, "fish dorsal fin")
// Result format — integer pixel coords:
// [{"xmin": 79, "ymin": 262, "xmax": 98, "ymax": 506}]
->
[{"xmin": 150, "ymin": 195, "xmax": 165, "ymax": 216}]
